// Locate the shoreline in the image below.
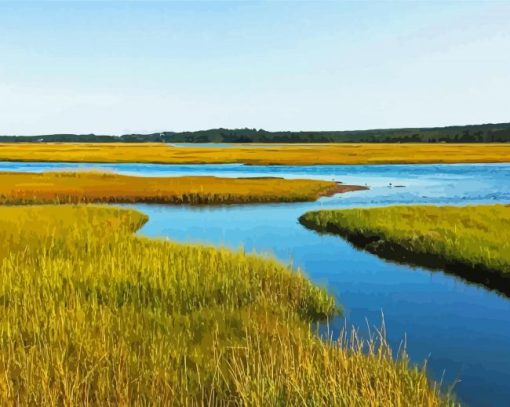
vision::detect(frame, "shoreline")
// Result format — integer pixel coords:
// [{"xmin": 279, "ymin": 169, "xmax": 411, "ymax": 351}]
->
[
  {"xmin": 299, "ymin": 205, "xmax": 510, "ymax": 298},
  {"xmin": 319, "ymin": 183, "xmax": 369, "ymax": 197},
  {"xmin": 300, "ymin": 216, "xmax": 510, "ymax": 297},
  {"xmin": 0, "ymin": 171, "xmax": 367, "ymax": 205},
  {"xmin": 0, "ymin": 143, "xmax": 509, "ymax": 166}
]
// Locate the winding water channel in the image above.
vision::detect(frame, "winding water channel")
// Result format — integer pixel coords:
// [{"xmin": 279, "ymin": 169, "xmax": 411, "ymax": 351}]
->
[{"xmin": 3, "ymin": 161, "xmax": 510, "ymax": 406}]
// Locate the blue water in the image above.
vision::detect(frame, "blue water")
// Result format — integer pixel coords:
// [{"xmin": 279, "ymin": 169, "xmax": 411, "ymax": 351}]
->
[{"xmin": 3, "ymin": 161, "xmax": 510, "ymax": 406}]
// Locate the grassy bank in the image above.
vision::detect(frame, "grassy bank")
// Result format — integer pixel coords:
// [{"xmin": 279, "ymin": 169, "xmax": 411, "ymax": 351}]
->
[
  {"xmin": 0, "ymin": 142, "xmax": 509, "ymax": 165},
  {"xmin": 0, "ymin": 171, "xmax": 363, "ymax": 205},
  {"xmin": 0, "ymin": 205, "xmax": 452, "ymax": 405},
  {"xmin": 300, "ymin": 205, "xmax": 510, "ymax": 295}
]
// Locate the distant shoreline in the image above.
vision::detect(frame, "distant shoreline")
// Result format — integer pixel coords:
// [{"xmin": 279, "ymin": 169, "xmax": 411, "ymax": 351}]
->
[
  {"xmin": 0, "ymin": 143, "xmax": 509, "ymax": 166},
  {"xmin": 1, "ymin": 121, "xmax": 510, "ymax": 143}
]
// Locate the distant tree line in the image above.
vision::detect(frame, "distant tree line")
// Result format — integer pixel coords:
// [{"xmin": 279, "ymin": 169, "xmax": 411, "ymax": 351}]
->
[{"xmin": 1, "ymin": 122, "xmax": 510, "ymax": 143}]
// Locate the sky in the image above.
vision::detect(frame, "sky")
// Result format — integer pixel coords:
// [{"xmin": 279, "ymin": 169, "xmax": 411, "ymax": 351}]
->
[{"xmin": 0, "ymin": 1, "xmax": 509, "ymax": 135}]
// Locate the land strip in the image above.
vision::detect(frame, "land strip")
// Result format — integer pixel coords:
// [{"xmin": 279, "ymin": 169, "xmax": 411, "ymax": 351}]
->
[
  {"xmin": 0, "ymin": 142, "xmax": 509, "ymax": 165},
  {"xmin": 299, "ymin": 205, "xmax": 510, "ymax": 296},
  {"xmin": 0, "ymin": 171, "xmax": 365, "ymax": 205}
]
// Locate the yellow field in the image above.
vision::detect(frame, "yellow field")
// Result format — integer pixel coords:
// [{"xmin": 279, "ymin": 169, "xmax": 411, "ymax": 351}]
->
[
  {"xmin": 0, "ymin": 142, "xmax": 509, "ymax": 165},
  {"xmin": 0, "ymin": 171, "xmax": 361, "ymax": 204},
  {"xmin": 0, "ymin": 205, "xmax": 454, "ymax": 405}
]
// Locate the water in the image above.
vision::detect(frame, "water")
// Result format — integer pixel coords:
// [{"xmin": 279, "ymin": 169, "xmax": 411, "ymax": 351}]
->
[{"xmin": 3, "ymin": 161, "xmax": 510, "ymax": 406}]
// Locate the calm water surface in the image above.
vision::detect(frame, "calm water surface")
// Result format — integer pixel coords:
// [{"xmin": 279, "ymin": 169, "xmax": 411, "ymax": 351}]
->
[{"xmin": 3, "ymin": 161, "xmax": 510, "ymax": 406}]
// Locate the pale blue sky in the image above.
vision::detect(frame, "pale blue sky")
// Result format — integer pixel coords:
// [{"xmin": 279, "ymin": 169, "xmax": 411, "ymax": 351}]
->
[{"xmin": 1, "ymin": 1, "xmax": 509, "ymax": 135}]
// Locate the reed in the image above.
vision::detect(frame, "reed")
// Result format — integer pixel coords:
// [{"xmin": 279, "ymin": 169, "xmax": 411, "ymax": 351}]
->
[
  {"xmin": 0, "ymin": 171, "xmax": 362, "ymax": 205},
  {"xmin": 0, "ymin": 205, "xmax": 453, "ymax": 405},
  {"xmin": 0, "ymin": 142, "xmax": 509, "ymax": 165}
]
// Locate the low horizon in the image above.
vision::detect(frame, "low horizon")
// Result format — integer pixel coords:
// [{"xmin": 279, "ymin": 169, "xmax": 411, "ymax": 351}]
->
[{"xmin": 3, "ymin": 119, "xmax": 510, "ymax": 138}]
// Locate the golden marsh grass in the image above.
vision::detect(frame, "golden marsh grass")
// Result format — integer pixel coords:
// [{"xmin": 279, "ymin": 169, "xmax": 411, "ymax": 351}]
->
[
  {"xmin": 0, "ymin": 142, "xmax": 509, "ymax": 165},
  {"xmin": 0, "ymin": 205, "xmax": 454, "ymax": 405},
  {"xmin": 300, "ymin": 205, "xmax": 510, "ymax": 293},
  {"xmin": 0, "ymin": 171, "xmax": 361, "ymax": 205}
]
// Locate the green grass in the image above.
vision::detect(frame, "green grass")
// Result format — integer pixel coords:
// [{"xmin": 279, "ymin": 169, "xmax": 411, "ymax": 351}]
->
[
  {"xmin": 300, "ymin": 204, "xmax": 510, "ymax": 294},
  {"xmin": 0, "ymin": 205, "xmax": 454, "ymax": 405}
]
